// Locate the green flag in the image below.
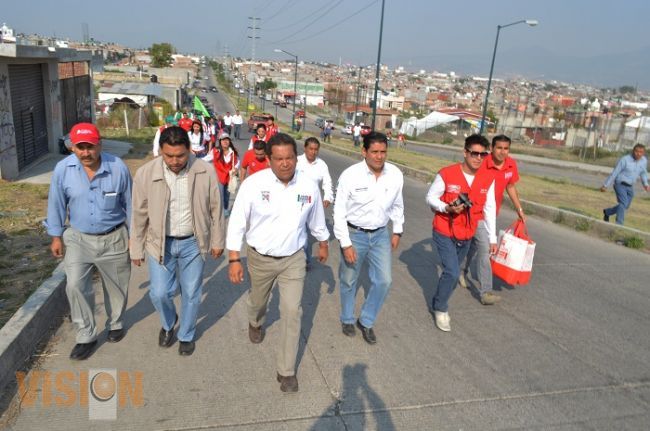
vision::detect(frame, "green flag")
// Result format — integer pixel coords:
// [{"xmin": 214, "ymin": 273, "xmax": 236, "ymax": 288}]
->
[{"xmin": 193, "ymin": 96, "xmax": 210, "ymax": 118}]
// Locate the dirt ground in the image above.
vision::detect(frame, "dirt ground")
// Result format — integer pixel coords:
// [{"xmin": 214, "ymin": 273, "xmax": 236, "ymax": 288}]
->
[{"xmin": 0, "ymin": 127, "xmax": 155, "ymax": 330}]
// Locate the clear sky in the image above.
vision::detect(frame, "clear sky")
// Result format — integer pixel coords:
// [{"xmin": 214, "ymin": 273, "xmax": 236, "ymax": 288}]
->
[{"xmin": 4, "ymin": 0, "xmax": 650, "ymax": 86}]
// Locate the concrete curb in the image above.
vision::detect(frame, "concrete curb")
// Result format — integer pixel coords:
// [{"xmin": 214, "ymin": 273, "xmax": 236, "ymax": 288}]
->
[
  {"xmin": 0, "ymin": 262, "xmax": 68, "ymax": 396},
  {"xmin": 321, "ymin": 142, "xmax": 649, "ymax": 250}
]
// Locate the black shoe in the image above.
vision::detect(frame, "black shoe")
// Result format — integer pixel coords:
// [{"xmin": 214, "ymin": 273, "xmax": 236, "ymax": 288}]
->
[
  {"xmin": 178, "ymin": 341, "xmax": 195, "ymax": 356},
  {"xmin": 356, "ymin": 320, "xmax": 376, "ymax": 345},
  {"xmin": 159, "ymin": 314, "xmax": 178, "ymax": 347},
  {"xmin": 603, "ymin": 210, "xmax": 609, "ymax": 222},
  {"xmin": 249, "ymin": 324, "xmax": 264, "ymax": 344},
  {"xmin": 107, "ymin": 328, "xmax": 125, "ymax": 343},
  {"xmin": 276, "ymin": 373, "xmax": 299, "ymax": 392},
  {"xmin": 70, "ymin": 340, "xmax": 98, "ymax": 360},
  {"xmin": 341, "ymin": 323, "xmax": 356, "ymax": 337}
]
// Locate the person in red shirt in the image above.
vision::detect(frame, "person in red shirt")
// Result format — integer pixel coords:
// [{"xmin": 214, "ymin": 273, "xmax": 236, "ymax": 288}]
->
[
  {"xmin": 177, "ymin": 112, "xmax": 193, "ymax": 132},
  {"xmin": 461, "ymin": 134, "xmax": 525, "ymax": 302},
  {"xmin": 240, "ymin": 140, "xmax": 270, "ymax": 181},
  {"xmin": 265, "ymin": 116, "xmax": 279, "ymax": 141},
  {"xmin": 205, "ymin": 133, "xmax": 240, "ymax": 215},
  {"xmin": 248, "ymin": 123, "xmax": 267, "ymax": 150},
  {"xmin": 426, "ymin": 134, "xmax": 497, "ymax": 331}
]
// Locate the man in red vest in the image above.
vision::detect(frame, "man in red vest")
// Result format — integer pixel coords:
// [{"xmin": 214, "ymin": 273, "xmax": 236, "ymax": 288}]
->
[
  {"xmin": 460, "ymin": 134, "xmax": 526, "ymax": 303},
  {"xmin": 426, "ymin": 134, "xmax": 497, "ymax": 332}
]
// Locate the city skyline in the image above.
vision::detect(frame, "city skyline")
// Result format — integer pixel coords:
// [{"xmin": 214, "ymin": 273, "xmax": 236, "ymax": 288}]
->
[{"xmin": 4, "ymin": 0, "xmax": 650, "ymax": 88}]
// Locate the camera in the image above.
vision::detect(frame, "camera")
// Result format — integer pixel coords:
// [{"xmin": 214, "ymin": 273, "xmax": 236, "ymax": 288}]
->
[{"xmin": 451, "ymin": 193, "xmax": 472, "ymax": 209}]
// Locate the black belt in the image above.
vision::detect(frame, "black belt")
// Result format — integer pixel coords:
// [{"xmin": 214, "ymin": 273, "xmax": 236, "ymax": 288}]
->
[
  {"xmin": 347, "ymin": 222, "xmax": 384, "ymax": 233},
  {"xmin": 86, "ymin": 222, "xmax": 124, "ymax": 236},
  {"xmin": 620, "ymin": 181, "xmax": 633, "ymax": 187},
  {"xmin": 251, "ymin": 246, "xmax": 292, "ymax": 260},
  {"xmin": 166, "ymin": 235, "xmax": 194, "ymax": 240}
]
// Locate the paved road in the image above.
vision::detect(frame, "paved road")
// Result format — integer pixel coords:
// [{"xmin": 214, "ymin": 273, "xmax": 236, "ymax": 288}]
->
[{"xmin": 7, "ymin": 123, "xmax": 650, "ymax": 429}]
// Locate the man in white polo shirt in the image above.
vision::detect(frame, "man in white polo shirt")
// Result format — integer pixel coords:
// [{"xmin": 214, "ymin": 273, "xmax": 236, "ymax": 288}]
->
[
  {"xmin": 223, "ymin": 111, "xmax": 233, "ymax": 134},
  {"xmin": 227, "ymin": 133, "xmax": 330, "ymax": 393},
  {"xmin": 333, "ymin": 131, "xmax": 404, "ymax": 345},
  {"xmin": 296, "ymin": 137, "xmax": 334, "ymax": 267},
  {"xmin": 231, "ymin": 110, "xmax": 244, "ymax": 140}
]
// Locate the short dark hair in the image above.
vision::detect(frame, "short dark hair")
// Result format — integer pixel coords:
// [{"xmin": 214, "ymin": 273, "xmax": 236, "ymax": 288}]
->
[
  {"xmin": 362, "ymin": 131, "xmax": 388, "ymax": 150},
  {"xmin": 491, "ymin": 134, "xmax": 512, "ymax": 148},
  {"xmin": 256, "ymin": 123, "xmax": 267, "ymax": 131},
  {"xmin": 633, "ymin": 143, "xmax": 646, "ymax": 151},
  {"xmin": 266, "ymin": 133, "xmax": 297, "ymax": 157},
  {"xmin": 464, "ymin": 134, "xmax": 489, "ymax": 150},
  {"xmin": 304, "ymin": 137, "xmax": 320, "ymax": 147},
  {"xmin": 253, "ymin": 140, "xmax": 266, "ymax": 151},
  {"xmin": 160, "ymin": 126, "xmax": 190, "ymax": 149}
]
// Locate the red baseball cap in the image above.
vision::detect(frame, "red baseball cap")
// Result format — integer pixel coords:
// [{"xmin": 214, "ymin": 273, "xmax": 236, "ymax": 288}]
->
[{"xmin": 70, "ymin": 123, "xmax": 101, "ymax": 145}]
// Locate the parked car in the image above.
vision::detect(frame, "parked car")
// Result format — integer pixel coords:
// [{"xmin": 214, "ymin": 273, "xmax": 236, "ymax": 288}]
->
[
  {"xmin": 210, "ymin": 86, "xmax": 218, "ymax": 92},
  {"xmin": 247, "ymin": 113, "xmax": 274, "ymax": 132},
  {"xmin": 279, "ymin": 100, "xmax": 287, "ymax": 108},
  {"xmin": 314, "ymin": 118, "xmax": 325, "ymax": 129}
]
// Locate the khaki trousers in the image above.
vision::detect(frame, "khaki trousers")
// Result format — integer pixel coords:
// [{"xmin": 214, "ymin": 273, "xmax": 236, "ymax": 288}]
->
[
  {"xmin": 62, "ymin": 226, "xmax": 130, "ymax": 343},
  {"xmin": 246, "ymin": 246, "xmax": 306, "ymax": 377}
]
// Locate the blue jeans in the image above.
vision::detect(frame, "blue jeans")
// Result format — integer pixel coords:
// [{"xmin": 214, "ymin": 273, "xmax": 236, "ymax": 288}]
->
[
  {"xmin": 432, "ymin": 230, "xmax": 471, "ymax": 312},
  {"xmin": 218, "ymin": 182, "xmax": 230, "ymax": 211},
  {"xmin": 147, "ymin": 236, "xmax": 205, "ymax": 342},
  {"xmin": 339, "ymin": 226, "xmax": 392, "ymax": 328},
  {"xmin": 604, "ymin": 182, "xmax": 634, "ymax": 225},
  {"xmin": 233, "ymin": 124, "xmax": 241, "ymax": 139}
]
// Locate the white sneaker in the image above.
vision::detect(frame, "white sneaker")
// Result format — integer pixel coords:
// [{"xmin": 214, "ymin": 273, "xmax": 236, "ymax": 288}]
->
[{"xmin": 434, "ymin": 311, "xmax": 451, "ymax": 332}]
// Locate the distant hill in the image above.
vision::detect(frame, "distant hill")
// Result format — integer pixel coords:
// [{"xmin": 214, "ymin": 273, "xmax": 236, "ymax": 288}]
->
[{"xmin": 409, "ymin": 46, "xmax": 650, "ymax": 90}]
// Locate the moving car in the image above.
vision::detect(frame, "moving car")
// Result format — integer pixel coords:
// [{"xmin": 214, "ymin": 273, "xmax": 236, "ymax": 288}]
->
[{"xmin": 247, "ymin": 113, "xmax": 274, "ymax": 132}]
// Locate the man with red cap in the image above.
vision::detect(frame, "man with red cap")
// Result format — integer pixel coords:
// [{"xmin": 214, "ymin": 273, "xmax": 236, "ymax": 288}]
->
[{"xmin": 46, "ymin": 123, "xmax": 132, "ymax": 360}]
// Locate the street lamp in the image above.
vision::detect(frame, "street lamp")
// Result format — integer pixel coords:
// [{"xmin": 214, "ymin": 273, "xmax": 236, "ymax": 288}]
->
[
  {"xmin": 275, "ymin": 48, "xmax": 298, "ymax": 131},
  {"xmin": 479, "ymin": 19, "xmax": 538, "ymax": 135},
  {"xmin": 371, "ymin": 0, "xmax": 386, "ymax": 130}
]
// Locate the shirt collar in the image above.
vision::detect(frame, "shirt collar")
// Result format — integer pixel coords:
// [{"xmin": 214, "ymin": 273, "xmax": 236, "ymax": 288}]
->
[
  {"xmin": 363, "ymin": 160, "xmax": 386, "ymax": 176},
  {"xmin": 486, "ymin": 154, "xmax": 513, "ymax": 170},
  {"xmin": 273, "ymin": 170, "xmax": 298, "ymax": 186}
]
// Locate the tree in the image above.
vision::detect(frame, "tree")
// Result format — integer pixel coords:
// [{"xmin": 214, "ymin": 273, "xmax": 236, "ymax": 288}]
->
[
  {"xmin": 150, "ymin": 43, "xmax": 174, "ymax": 68},
  {"xmin": 618, "ymin": 85, "xmax": 636, "ymax": 94},
  {"xmin": 259, "ymin": 78, "xmax": 277, "ymax": 92}
]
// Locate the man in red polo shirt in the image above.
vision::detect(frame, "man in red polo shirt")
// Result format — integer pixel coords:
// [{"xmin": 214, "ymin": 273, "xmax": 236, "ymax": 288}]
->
[
  {"xmin": 240, "ymin": 140, "xmax": 270, "ymax": 180},
  {"xmin": 461, "ymin": 134, "xmax": 526, "ymax": 302}
]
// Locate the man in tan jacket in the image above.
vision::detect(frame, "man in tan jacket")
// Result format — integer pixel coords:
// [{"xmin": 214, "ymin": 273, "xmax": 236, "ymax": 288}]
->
[{"xmin": 131, "ymin": 126, "xmax": 225, "ymax": 356}]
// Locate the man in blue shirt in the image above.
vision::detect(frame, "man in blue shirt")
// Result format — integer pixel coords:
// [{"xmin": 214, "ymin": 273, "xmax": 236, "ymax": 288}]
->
[
  {"xmin": 46, "ymin": 123, "xmax": 132, "ymax": 360},
  {"xmin": 601, "ymin": 143, "xmax": 649, "ymax": 225}
]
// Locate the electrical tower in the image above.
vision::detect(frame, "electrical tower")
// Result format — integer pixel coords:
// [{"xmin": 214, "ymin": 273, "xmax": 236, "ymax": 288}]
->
[{"xmin": 247, "ymin": 17, "xmax": 260, "ymax": 62}]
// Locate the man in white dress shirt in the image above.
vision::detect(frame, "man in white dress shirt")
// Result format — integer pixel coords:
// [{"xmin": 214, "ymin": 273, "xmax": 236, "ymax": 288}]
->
[
  {"xmin": 296, "ymin": 137, "xmax": 334, "ymax": 267},
  {"xmin": 227, "ymin": 133, "xmax": 330, "ymax": 392},
  {"xmin": 425, "ymin": 134, "xmax": 497, "ymax": 332},
  {"xmin": 231, "ymin": 110, "xmax": 244, "ymax": 139},
  {"xmin": 333, "ymin": 132, "xmax": 404, "ymax": 345}
]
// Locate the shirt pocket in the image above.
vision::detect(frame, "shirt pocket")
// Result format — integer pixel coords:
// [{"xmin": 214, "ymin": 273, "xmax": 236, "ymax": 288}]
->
[
  {"xmin": 101, "ymin": 192, "xmax": 119, "ymax": 210},
  {"xmin": 351, "ymin": 188, "xmax": 372, "ymax": 205}
]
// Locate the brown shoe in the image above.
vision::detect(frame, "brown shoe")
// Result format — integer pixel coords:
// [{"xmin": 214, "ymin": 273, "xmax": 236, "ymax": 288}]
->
[
  {"xmin": 276, "ymin": 373, "xmax": 299, "ymax": 392},
  {"xmin": 249, "ymin": 324, "xmax": 264, "ymax": 344}
]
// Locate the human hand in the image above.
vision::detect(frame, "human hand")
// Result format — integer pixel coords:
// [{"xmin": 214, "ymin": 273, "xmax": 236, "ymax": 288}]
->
[
  {"xmin": 391, "ymin": 234, "xmax": 401, "ymax": 250},
  {"xmin": 211, "ymin": 248, "xmax": 224, "ymax": 258},
  {"xmin": 131, "ymin": 259, "xmax": 143, "ymax": 266},
  {"xmin": 323, "ymin": 200, "xmax": 331, "ymax": 209},
  {"xmin": 50, "ymin": 237, "xmax": 64, "ymax": 258},
  {"xmin": 489, "ymin": 243, "xmax": 498, "ymax": 255},
  {"xmin": 342, "ymin": 246, "xmax": 357, "ymax": 265},
  {"xmin": 229, "ymin": 262, "xmax": 244, "ymax": 284},
  {"xmin": 318, "ymin": 242, "xmax": 329, "ymax": 263},
  {"xmin": 600, "ymin": 186, "xmax": 607, "ymax": 192}
]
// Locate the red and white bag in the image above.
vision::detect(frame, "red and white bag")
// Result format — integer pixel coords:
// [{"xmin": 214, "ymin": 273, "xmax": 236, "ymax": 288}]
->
[{"xmin": 490, "ymin": 220, "xmax": 535, "ymax": 285}]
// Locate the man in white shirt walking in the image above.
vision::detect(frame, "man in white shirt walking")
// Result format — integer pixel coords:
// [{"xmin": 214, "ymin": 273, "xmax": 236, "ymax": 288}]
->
[
  {"xmin": 231, "ymin": 110, "xmax": 244, "ymax": 140},
  {"xmin": 296, "ymin": 137, "xmax": 334, "ymax": 267},
  {"xmin": 333, "ymin": 132, "xmax": 404, "ymax": 345},
  {"xmin": 227, "ymin": 133, "xmax": 330, "ymax": 392},
  {"xmin": 223, "ymin": 111, "xmax": 233, "ymax": 134}
]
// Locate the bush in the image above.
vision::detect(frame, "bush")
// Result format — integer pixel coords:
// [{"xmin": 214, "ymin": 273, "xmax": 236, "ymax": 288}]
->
[
  {"xmin": 575, "ymin": 218, "xmax": 591, "ymax": 231},
  {"xmin": 623, "ymin": 235, "xmax": 645, "ymax": 249},
  {"xmin": 442, "ymin": 136, "xmax": 453, "ymax": 145}
]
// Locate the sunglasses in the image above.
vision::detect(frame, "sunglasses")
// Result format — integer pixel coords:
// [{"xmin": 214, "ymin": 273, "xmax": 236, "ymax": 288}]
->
[{"xmin": 466, "ymin": 150, "xmax": 490, "ymax": 158}]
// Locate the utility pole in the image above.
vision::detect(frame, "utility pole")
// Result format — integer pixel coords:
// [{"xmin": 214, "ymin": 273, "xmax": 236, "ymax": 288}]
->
[
  {"xmin": 247, "ymin": 17, "xmax": 260, "ymax": 62},
  {"xmin": 353, "ymin": 66, "xmax": 362, "ymax": 125},
  {"xmin": 371, "ymin": 0, "xmax": 386, "ymax": 129}
]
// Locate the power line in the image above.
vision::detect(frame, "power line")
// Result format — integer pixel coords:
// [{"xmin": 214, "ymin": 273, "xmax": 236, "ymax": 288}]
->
[
  {"xmin": 262, "ymin": 0, "xmax": 300, "ymax": 22},
  {"xmin": 268, "ymin": 0, "xmax": 345, "ymax": 45},
  {"xmin": 266, "ymin": 0, "xmax": 378, "ymax": 46},
  {"xmin": 263, "ymin": 1, "xmax": 330, "ymax": 32}
]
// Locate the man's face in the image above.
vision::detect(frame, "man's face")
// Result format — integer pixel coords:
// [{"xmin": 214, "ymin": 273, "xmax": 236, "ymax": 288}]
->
[
  {"xmin": 236, "ymin": 110, "xmax": 240, "ymax": 115},
  {"xmin": 269, "ymin": 144, "xmax": 297, "ymax": 183},
  {"xmin": 161, "ymin": 143, "xmax": 190, "ymax": 174},
  {"xmin": 72, "ymin": 142, "xmax": 101, "ymax": 169},
  {"xmin": 491, "ymin": 139, "xmax": 510, "ymax": 164},
  {"xmin": 304, "ymin": 143, "xmax": 319, "ymax": 163},
  {"xmin": 633, "ymin": 147, "xmax": 645, "ymax": 160},
  {"xmin": 254, "ymin": 148, "xmax": 266, "ymax": 161},
  {"xmin": 464, "ymin": 143, "xmax": 489, "ymax": 172},
  {"xmin": 362, "ymin": 142, "xmax": 388, "ymax": 173}
]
